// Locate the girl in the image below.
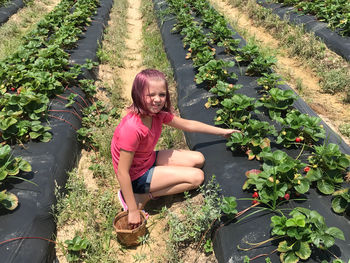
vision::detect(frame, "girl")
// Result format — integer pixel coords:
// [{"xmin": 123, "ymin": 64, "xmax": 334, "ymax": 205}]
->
[{"xmin": 111, "ymin": 69, "xmax": 239, "ymax": 229}]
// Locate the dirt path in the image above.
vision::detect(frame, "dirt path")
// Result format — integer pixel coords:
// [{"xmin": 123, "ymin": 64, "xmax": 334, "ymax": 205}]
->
[
  {"xmin": 119, "ymin": 0, "xmax": 144, "ymax": 102},
  {"xmin": 209, "ymin": 0, "xmax": 350, "ymax": 146}
]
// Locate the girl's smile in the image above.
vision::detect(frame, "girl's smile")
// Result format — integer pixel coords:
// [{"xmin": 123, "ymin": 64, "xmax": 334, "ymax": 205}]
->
[{"xmin": 144, "ymin": 79, "xmax": 167, "ymax": 114}]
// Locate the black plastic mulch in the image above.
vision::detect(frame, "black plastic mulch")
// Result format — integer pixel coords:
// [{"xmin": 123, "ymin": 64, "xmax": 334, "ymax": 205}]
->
[
  {"xmin": 0, "ymin": 0, "xmax": 113, "ymax": 262},
  {"xmin": 0, "ymin": 0, "xmax": 24, "ymax": 25},
  {"xmin": 257, "ymin": 0, "xmax": 350, "ymax": 63},
  {"xmin": 153, "ymin": 0, "xmax": 350, "ymax": 262}
]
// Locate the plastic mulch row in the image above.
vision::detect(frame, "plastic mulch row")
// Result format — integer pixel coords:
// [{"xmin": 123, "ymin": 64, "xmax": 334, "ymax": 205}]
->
[
  {"xmin": 0, "ymin": 0, "xmax": 24, "ymax": 25},
  {"xmin": 257, "ymin": 0, "xmax": 350, "ymax": 62},
  {"xmin": 0, "ymin": 0, "xmax": 113, "ymax": 262},
  {"xmin": 153, "ymin": 0, "xmax": 350, "ymax": 262}
]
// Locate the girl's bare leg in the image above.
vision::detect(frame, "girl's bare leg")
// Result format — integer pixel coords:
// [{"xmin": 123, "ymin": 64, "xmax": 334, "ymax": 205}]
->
[
  {"xmin": 156, "ymin": 149, "xmax": 205, "ymax": 168},
  {"xmin": 135, "ymin": 150, "xmax": 205, "ymax": 208}
]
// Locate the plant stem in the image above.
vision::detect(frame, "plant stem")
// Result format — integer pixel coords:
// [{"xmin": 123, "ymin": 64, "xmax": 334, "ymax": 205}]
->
[
  {"xmin": 248, "ymin": 248, "xmax": 278, "ymax": 261},
  {"xmin": 295, "ymin": 141, "xmax": 305, "ymax": 160}
]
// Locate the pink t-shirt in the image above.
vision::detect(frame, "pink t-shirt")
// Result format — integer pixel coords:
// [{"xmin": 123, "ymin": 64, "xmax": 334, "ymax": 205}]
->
[{"xmin": 111, "ymin": 111, "xmax": 174, "ymax": 181}]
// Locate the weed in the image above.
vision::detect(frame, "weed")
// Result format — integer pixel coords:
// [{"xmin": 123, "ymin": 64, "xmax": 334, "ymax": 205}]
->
[
  {"xmin": 165, "ymin": 176, "xmax": 223, "ymax": 261},
  {"xmin": 339, "ymin": 123, "xmax": 350, "ymax": 138},
  {"xmin": 320, "ymin": 68, "xmax": 349, "ymax": 94},
  {"xmin": 295, "ymin": 77, "xmax": 304, "ymax": 92},
  {"xmin": 133, "ymin": 253, "xmax": 147, "ymax": 262}
]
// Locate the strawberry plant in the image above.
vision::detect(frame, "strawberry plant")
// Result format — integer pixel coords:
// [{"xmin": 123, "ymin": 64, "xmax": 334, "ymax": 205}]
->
[
  {"xmin": 276, "ymin": 110, "xmax": 326, "ymax": 147},
  {"xmin": 257, "ymin": 73, "xmax": 285, "ymax": 91},
  {"xmin": 191, "ymin": 47, "xmax": 216, "ymax": 67},
  {"xmin": 171, "ymin": 12, "xmax": 193, "ymax": 34},
  {"xmin": 246, "ymin": 55, "xmax": 277, "ymax": 76},
  {"xmin": 226, "ymin": 119, "xmax": 276, "ymax": 160},
  {"xmin": 0, "ymin": 144, "xmax": 32, "ymax": 210},
  {"xmin": 195, "ymin": 59, "xmax": 237, "ymax": 86},
  {"xmin": 214, "ymin": 94, "xmax": 261, "ymax": 126},
  {"xmin": 220, "ymin": 196, "xmax": 238, "ymax": 219},
  {"xmin": 260, "ymin": 88, "xmax": 298, "ymax": 120},
  {"xmin": 207, "ymin": 81, "xmax": 242, "ymax": 103},
  {"xmin": 331, "ymin": 188, "xmax": 350, "ymax": 214},
  {"xmin": 306, "ymin": 143, "xmax": 350, "ymax": 195},
  {"xmin": 270, "ymin": 207, "xmax": 345, "ymax": 263},
  {"xmin": 217, "ymin": 38, "xmax": 241, "ymax": 55},
  {"xmin": 201, "ymin": 6, "xmax": 222, "ymax": 28},
  {"xmin": 65, "ymin": 235, "xmax": 90, "ymax": 262},
  {"xmin": 235, "ymin": 42, "xmax": 261, "ymax": 64},
  {"xmin": 181, "ymin": 23, "xmax": 206, "ymax": 47},
  {"xmin": 208, "ymin": 19, "xmax": 233, "ymax": 45},
  {"xmin": 243, "ymin": 149, "xmax": 309, "ymax": 208}
]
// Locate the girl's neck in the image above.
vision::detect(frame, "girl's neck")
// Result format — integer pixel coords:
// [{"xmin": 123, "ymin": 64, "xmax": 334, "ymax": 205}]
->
[{"xmin": 141, "ymin": 115, "xmax": 152, "ymax": 130}]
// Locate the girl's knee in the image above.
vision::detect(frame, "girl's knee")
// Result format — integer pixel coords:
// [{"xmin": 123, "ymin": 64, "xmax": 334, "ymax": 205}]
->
[
  {"xmin": 192, "ymin": 151, "xmax": 205, "ymax": 168},
  {"xmin": 191, "ymin": 169, "xmax": 204, "ymax": 187}
]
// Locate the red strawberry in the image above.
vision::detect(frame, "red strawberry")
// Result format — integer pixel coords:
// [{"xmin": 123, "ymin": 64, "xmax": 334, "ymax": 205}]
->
[
  {"xmin": 252, "ymin": 200, "xmax": 258, "ymax": 204},
  {"xmin": 10, "ymin": 87, "xmax": 15, "ymax": 91},
  {"xmin": 252, "ymin": 192, "xmax": 259, "ymax": 198},
  {"xmin": 304, "ymin": 166, "xmax": 310, "ymax": 173},
  {"xmin": 284, "ymin": 193, "xmax": 290, "ymax": 200},
  {"xmin": 295, "ymin": 137, "xmax": 301, "ymax": 142}
]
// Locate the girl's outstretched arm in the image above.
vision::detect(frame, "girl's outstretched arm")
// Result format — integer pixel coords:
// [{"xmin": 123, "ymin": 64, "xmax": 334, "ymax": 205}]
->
[
  {"xmin": 167, "ymin": 116, "xmax": 240, "ymax": 138},
  {"xmin": 117, "ymin": 149, "xmax": 142, "ymax": 228}
]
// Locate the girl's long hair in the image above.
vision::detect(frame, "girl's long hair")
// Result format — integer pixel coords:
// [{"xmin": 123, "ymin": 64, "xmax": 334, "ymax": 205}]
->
[{"xmin": 128, "ymin": 69, "xmax": 172, "ymax": 115}]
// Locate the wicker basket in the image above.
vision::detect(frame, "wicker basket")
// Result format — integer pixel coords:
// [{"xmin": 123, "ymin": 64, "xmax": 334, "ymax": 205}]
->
[{"xmin": 113, "ymin": 210, "xmax": 147, "ymax": 246}]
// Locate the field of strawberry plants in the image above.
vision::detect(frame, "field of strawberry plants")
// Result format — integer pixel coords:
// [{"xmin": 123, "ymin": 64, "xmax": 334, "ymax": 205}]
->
[
  {"xmin": 0, "ymin": 0, "xmax": 349, "ymax": 262},
  {"xmin": 154, "ymin": 0, "xmax": 350, "ymax": 262}
]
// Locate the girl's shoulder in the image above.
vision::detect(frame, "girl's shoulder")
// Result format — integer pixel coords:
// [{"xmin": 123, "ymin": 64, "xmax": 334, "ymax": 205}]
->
[
  {"xmin": 118, "ymin": 112, "xmax": 143, "ymax": 130},
  {"xmin": 156, "ymin": 111, "xmax": 174, "ymax": 124}
]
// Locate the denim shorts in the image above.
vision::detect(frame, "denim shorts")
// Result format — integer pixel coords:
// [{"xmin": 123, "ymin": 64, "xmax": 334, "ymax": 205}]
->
[{"xmin": 132, "ymin": 151, "xmax": 158, "ymax": 194}]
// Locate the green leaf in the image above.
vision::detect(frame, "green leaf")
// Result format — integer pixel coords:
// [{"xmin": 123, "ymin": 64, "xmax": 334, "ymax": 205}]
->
[
  {"xmin": 0, "ymin": 190, "xmax": 18, "ymax": 210},
  {"xmin": 326, "ymin": 227, "xmax": 345, "ymax": 240},
  {"xmin": 317, "ymin": 179, "xmax": 335, "ymax": 195},
  {"xmin": 18, "ymin": 159, "xmax": 32, "ymax": 172},
  {"xmin": 306, "ymin": 168, "xmax": 322, "ymax": 181},
  {"xmin": 277, "ymin": 241, "xmax": 291, "ymax": 253},
  {"xmin": 294, "ymin": 179, "xmax": 310, "ymax": 194},
  {"xmin": 0, "ymin": 169, "xmax": 8, "ymax": 181},
  {"xmin": 331, "ymin": 196, "xmax": 347, "ymax": 214},
  {"xmin": 0, "ymin": 117, "xmax": 17, "ymax": 130},
  {"xmin": 0, "ymin": 145, "xmax": 11, "ymax": 159},
  {"xmin": 282, "ymin": 251, "xmax": 299, "ymax": 263},
  {"xmin": 295, "ymin": 241, "xmax": 311, "ymax": 260}
]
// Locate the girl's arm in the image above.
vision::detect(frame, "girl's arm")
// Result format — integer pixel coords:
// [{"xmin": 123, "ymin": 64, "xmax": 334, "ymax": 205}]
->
[
  {"xmin": 117, "ymin": 149, "xmax": 142, "ymax": 228},
  {"xmin": 167, "ymin": 115, "xmax": 240, "ymax": 138}
]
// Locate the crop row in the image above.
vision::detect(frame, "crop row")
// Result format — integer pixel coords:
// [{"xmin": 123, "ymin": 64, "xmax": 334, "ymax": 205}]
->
[
  {"xmin": 0, "ymin": 0, "xmax": 99, "ymax": 211},
  {"xmin": 164, "ymin": 0, "xmax": 349, "ymax": 261},
  {"xmin": 270, "ymin": 0, "xmax": 350, "ymax": 37}
]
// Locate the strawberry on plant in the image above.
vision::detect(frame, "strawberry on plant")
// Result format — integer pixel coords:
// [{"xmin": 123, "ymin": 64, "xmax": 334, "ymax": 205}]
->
[
  {"xmin": 252, "ymin": 192, "xmax": 259, "ymax": 198},
  {"xmin": 304, "ymin": 166, "xmax": 310, "ymax": 173},
  {"xmin": 252, "ymin": 200, "xmax": 258, "ymax": 204},
  {"xmin": 284, "ymin": 193, "xmax": 290, "ymax": 200},
  {"xmin": 295, "ymin": 137, "xmax": 301, "ymax": 142},
  {"xmin": 10, "ymin": 87, "xmax": 15, "ymax": 91}
]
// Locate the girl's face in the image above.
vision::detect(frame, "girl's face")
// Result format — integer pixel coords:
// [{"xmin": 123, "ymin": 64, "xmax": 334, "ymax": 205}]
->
[{"xmin": 144, "ymin": 79, "xmax": 167, "ymax": 114}]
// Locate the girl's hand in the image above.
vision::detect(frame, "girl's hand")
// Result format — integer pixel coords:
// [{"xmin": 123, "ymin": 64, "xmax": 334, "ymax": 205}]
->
[
  {"xmin": 223, "ymin": 128, "xmax": 241, "ymax": 138},
  {"xmin": 128, "ymin": 209, "xmax": 142, "ymax": 229}
]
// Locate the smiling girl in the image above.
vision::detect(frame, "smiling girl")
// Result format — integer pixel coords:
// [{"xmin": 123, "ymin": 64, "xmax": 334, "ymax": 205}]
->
[{"xmin": 111, "ymin": 69, "xmax": 239, "ymax": 228}]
